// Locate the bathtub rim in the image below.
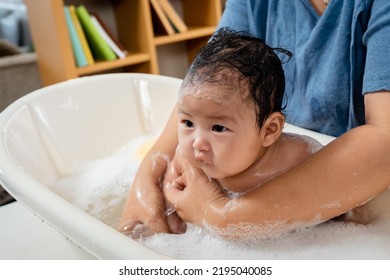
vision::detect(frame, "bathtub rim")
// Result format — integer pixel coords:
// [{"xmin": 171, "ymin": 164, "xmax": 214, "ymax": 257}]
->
[{"xmin": 0, "ymin": 73, "xmax": 178, "ymax": 259}]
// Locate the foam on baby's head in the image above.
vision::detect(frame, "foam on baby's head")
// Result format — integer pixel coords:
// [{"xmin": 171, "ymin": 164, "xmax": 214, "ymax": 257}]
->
[{"xmin": 178, "ymin": 65, "xmax": 252, "ymax": 109}]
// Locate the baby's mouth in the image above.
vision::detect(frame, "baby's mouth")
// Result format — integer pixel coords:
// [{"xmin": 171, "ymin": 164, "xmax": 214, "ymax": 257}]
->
[{"xmin": 194, "ymin": 150, "xmax": 213, "ymax": 164}]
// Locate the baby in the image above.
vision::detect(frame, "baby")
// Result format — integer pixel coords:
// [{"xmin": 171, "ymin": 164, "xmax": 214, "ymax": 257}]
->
[{"xmin": 162, "ymin": 28, "xmax": 323, "ymax": 234}]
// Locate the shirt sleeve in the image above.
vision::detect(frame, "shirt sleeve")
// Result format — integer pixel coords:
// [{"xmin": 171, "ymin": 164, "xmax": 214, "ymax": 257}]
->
[
  {"xmin": 362, "ymin": 0, "xmax": 390, "ymax": 94},
  {"xmin": 216, "ymin": 0, "xmax": 250, "ymax": 32}
]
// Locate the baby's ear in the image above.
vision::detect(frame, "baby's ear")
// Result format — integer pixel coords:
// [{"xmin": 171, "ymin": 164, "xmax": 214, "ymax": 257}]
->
[{"xmin": 261, "ymin": 112, "xmax": 285, "ymax": 147}]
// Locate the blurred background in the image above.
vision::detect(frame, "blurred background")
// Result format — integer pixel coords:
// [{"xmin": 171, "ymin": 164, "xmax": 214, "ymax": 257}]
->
[
  {"xmin": 0, "ymin": 0, "xmax": 224, "ymax": 206},
  {"xmin": 0, "ymin": 0, "xmax": 42, "ymax": 205}
]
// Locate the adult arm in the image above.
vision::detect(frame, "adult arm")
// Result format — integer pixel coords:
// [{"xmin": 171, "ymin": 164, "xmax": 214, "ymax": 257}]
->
[
  {"xmin": 165, "ymin": 91, "xmax": 390, "ymax": 237},
  {"xmin": 118, "ymin": 104, "xmax": 179, "ymax": 236}
]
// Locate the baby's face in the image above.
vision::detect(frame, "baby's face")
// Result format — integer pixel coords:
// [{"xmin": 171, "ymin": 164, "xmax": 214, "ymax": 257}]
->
[{"xmin": 177, "ymin": 84, "xmax": 265, "ymax": 179}]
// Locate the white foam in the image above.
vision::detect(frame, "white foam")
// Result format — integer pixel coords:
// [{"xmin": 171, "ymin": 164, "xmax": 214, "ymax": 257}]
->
[
  {"xmin": 141, "ymin": 219, "xmax": 390, "ymax": 259},
  {"xmin": 48, "ymin": 133, "xmax": 154, "ymax": 227},
  {"xmin": 48, "ymin": 133, "xmax": 390, "ymax": 259},
  {"xmin": 284, "ymin": 132, "xmax": 324, "ymax": 154}
]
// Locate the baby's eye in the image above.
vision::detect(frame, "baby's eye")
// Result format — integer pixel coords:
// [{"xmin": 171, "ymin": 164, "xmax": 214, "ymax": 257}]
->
[
  {"xmin": 212, "ymin": 124, "xmax": 228, "ymax": 132},
  {"xmin": 182, "ymin": 120, "xmax": 194, "ymax": 128}
]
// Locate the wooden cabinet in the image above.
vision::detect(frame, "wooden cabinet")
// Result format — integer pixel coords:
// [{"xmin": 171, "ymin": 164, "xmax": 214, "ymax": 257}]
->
[{"xmin": 25, "ymin": 0, "xmax": 221, "ymax": 86}]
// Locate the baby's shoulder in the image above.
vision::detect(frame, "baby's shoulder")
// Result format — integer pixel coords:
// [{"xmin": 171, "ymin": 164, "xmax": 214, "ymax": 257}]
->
[{"xmin": 281, "ymin": 132, "xmax": 324, "ymax": 154}]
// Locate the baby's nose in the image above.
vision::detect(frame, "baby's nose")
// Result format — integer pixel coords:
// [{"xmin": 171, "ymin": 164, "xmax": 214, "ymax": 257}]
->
[{"xmin": 192, "ymin": 133, "xmax": 210, "ymax": 152}]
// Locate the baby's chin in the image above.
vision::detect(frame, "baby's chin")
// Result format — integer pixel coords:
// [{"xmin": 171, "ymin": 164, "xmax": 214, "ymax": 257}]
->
[
  {"xmin": 196, "ymin": 165, "xmax": 218, "ymax": 180},
  {"xmin": 190, "ymin": 159, "xmax": 236, "ymax": 180},
  {"xmin": 200, "ymin": 166, "xmax": 231, "ymax": 181}
]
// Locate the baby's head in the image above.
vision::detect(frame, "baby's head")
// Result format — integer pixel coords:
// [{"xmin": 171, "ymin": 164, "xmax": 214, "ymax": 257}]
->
[
  {"xmin": 179, "ymin": 27, "xmax": 292, "ymax": 129},
  {"xmin": 177, "ymin": 28, "xmax": 292, "ymax": 181}
]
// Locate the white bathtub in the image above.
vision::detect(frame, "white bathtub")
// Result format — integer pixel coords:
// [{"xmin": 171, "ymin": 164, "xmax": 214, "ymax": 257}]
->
[{"xmin": 0, "ymin": 73, "xmax": 389, "ymax": 259}]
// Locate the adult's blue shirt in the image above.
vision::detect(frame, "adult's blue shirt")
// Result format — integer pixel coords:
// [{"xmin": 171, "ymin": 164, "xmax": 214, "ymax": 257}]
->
[{"xmin": 218, "ymin": 0, "xmax": 390, "ymax": 136}]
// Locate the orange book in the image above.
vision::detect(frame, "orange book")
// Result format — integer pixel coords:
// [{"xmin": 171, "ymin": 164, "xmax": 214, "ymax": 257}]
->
[
  {"xmin": 64, "ymin": 5, "xmax": 88, "ymax": 67},
  {"xmin": 69, "ymin": 5, "xmax": 94, "ymax": 64},
  {"xmin": 157, "ymin": 0, "xmax": 188, "ymax": 33}
]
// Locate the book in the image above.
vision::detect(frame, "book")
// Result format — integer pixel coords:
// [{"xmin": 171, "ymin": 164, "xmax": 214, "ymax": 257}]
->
[
  {"xmin": 157, "ymin": 0, "xmax": 188, "ymax": 33},
  {"xmin": 69, "ymin": 5, "xmax": 94, "ymax": 65},
  {"xmin": 90, "ymin": 15, "xmax": 127, "ymax": 59},
  {"xmin": 64, "ymin": 6, "xmax": 88, "ymax": 67},
  {"xmin": 90, "ymin": 11, "xmax": 129, "ymax": 57},
  {"xmin": 75, "ymin": 5, "xmax": 116, "ymax": 61},
  {"xmin": 149, "ymin": 0, "xmax": 175, "ymax": 35}
]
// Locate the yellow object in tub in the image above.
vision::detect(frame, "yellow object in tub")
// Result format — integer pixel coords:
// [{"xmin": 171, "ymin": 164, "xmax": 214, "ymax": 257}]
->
[{"xmin": 135, "ymin": 137, "xmax": 157, "ymax": 161}]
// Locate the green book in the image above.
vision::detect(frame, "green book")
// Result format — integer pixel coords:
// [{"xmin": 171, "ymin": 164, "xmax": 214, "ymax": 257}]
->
[{"xmin": 75, "ymin": 5, "xmax": 116, "ymax": 61}]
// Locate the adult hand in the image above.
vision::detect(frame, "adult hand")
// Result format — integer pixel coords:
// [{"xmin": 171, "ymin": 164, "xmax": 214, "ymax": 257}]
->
[
  {"xmin": 161, "ymin": 154, "xmax": 187, "ymax": 234},
  {"xmin": 164, "ymin": 158, "xmax": 227, "ymax": 227}
]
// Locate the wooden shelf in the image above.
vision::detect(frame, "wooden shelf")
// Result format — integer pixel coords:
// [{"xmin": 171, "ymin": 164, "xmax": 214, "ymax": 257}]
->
[
  {"xmin": 76, "ymin": 52, "xmax": 150, "ymax": 75},
  {"xmin": 154, "ymin": 26, "xmax": 216, "ymax": 45},
  {"xmin": 24, "ymin": 0, "xmax": 222, "ymax": 86}
]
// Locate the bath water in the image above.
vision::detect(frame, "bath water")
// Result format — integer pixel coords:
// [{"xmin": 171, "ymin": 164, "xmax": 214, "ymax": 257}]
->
[{"xmin": 49, "ymin": 133, "xmax": 390, "ymax": 259}]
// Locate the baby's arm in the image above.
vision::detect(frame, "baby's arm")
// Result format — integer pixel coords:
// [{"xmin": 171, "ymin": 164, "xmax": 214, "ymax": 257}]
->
[{"xmin": 162, "ymin": 154, "xmax": 187, "ymax": 234}]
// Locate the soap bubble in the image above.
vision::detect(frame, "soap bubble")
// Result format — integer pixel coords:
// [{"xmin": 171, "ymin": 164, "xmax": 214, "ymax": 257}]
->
[{"xmin": 48, "ymin": 132, "xmax": 390, "ymax": 259}]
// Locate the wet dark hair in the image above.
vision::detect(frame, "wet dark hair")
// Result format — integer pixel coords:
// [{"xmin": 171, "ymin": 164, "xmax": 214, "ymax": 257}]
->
[{"xmin": 181, "ymin": 27, "xmax": 292, "ymax": 129}]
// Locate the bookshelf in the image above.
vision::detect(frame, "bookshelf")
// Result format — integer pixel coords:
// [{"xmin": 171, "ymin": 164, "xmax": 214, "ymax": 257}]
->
[{"xmin": 24, "ymin": 0, "xmax": 222, "ymax": 86}]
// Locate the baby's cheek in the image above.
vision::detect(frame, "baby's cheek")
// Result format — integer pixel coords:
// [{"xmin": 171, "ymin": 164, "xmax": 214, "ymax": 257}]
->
[
  {"xmin": 216, "ymin": 150, "xmax": 248, "ymax": 175},
  {"xmin": 178, "ymin": 141, "xmax": 193, "ymax": 161}
]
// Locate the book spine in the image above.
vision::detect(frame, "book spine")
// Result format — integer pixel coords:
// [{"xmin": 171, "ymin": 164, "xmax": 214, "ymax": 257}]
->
[
  {"xmin": 69, "ymin": 5, "xmax": 94, "ymax": 65},
  {"xmin": 90, "ymin": 15, "xmax": 126, "ymax": 59},
  {"xmin": 157, "ymin": 0, "xmax": 188, "ymax": 33},
  {"xmin": 149, "ymin": 0, "xmax": 175, "ymax": 35},
  {"xmin": 64, "ymin": 6, "xmax": 88, "ymax": 67},
  {"xmin": 75, "ymin": 5, "xmax": 116, "ymax": 61},
  {"xmin": 90, "ymin": 11, "xmax": 129, "ymax": 54}
]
